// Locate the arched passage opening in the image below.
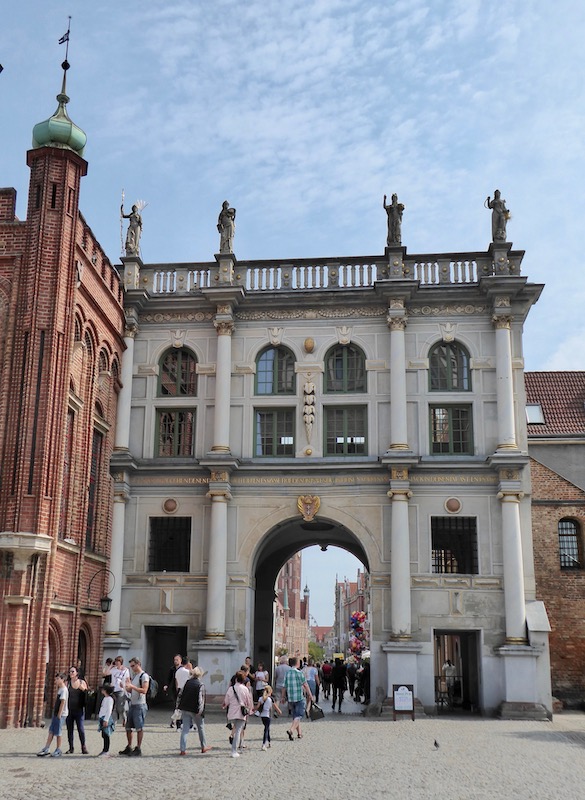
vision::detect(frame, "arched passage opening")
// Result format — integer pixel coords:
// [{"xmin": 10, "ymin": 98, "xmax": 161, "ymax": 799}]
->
[{"xmin": 252, "ymin": 516, "xmax": 369, "ymax": 668}]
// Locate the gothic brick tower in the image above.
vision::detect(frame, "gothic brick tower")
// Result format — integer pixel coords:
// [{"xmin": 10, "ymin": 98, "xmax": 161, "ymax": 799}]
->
[{"xmin": 0, "ymin": 60, "xmax": 125, "ymax": 727}]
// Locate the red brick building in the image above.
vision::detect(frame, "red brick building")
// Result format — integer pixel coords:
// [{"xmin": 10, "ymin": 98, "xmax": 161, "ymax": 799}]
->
[
  {"xmin": 0, "ymin": 67, "xmax": 125, "ymax": 726},
  {"xmin": 526, "ymin": 372, "xmax": 585, "ymax": 707},
  {"xmin": 274, "ymin": 553, "xmax": 310, "ymax": 661}
]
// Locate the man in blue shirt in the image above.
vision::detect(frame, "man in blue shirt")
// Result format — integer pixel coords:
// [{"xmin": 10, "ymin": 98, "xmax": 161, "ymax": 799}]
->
[{"xmin": 283, "ymin": 657, "xmax": 313, "ymax": 741}]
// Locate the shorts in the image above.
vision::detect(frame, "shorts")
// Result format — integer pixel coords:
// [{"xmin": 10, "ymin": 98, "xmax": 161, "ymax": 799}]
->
[
  {"xmin": 291, "ymin": 700, "xmax": 305, "ymax": 720},
  {"xmin": 126, "ymin": 704, "xmax": 147, "ymax": 731},
  {"xmin": 49, "ymin": 715, "xmax": 64, "ymax": 736}
]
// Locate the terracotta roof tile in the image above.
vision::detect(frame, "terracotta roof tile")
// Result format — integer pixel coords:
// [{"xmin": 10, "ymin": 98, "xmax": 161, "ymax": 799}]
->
[{"xmin": 525, "ymin": 372, "xmax": 585, "ymax": 436}]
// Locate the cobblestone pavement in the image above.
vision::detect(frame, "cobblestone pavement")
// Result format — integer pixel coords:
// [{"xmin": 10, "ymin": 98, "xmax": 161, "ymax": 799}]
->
[{"xmin": 2, "ymin": 704, "xmax": 585, "ymax": 800}]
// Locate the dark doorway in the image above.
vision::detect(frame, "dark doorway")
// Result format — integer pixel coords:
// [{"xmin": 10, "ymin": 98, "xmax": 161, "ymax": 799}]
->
[
  {"xmin": 145, "ymin": 625, "xmax": 188, "ymax": 705},
  {"xmin": 434, "ymin": 630, "xmax": 481, "ymax": 713},
  {"xmin": 253, "ymin": 517, "xmax": 368, "ymax": 670}
]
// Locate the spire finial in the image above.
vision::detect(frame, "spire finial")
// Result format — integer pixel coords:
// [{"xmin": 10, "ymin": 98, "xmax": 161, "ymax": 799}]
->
[{"xmin": 58, "ymin": 16, "xmax": 72, "ymax": 97}]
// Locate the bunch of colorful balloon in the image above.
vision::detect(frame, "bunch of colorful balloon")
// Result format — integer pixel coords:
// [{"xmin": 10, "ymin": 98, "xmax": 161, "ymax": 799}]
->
[{"xmin": 348, "ymin": 610, "xmax": 368, "ymax": 661}]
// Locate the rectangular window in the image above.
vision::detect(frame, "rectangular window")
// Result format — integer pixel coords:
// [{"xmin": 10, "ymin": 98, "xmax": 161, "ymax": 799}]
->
[
  {"xmin": 559, "ymin": 520, "xmax": 581, "ymax": 569},
  {"xmin": 430, "ymin": 405, "xmax": 473, "ymax": 455},
  {"xmin": 86, "ymin": 429, "xmax": 103, "ymax": 550},
  {"xmin": 156, "ymin": 409, "xmax": 195, "ymax": 457},
  {"xmin": 324, "ymin": 406, "xmax": 367, "ymax": 455},
  {"xmin": 432, "ymin": 517, "xmax": 478, "ymax": 574},
  {"xmin": 254, "ymin": 408, "xmax": 295, "ymax": 456},
  {"xmin": 149, "ymin": 517, "xmax": 191, "ymax": 572}
]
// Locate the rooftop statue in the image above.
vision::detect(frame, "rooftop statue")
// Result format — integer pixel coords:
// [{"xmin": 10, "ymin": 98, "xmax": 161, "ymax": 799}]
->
[
  {"xmin": 486, "ymin": 190, "xmax": 510, "ymax": 242},
  {"xmin": 217, "ymin": 201, "xmax": 236, "ymax": 254},
  {"xmin": 121, "ymin": 203, "xmax": 143, "ymax": 257},
  {"xmin": 383, "ymin": 193, "xmax": 404, "ymax": 245}
]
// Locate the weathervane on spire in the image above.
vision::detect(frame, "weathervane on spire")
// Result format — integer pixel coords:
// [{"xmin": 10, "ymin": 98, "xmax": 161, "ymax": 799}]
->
[{"xmin": 58, "ymin": 16, "xmax": 72, "ymax": 96}]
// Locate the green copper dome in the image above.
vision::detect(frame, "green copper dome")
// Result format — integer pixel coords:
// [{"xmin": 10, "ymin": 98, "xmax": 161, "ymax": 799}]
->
[{"xmin": 32, "ymin": 64, "xmax": 86, "ymax": 155}]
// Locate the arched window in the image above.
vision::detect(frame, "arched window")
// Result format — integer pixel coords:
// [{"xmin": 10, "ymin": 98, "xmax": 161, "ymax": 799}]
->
[
  {"xmin": 159, "ymin": 348, "xmax": 197, "ymax": 396},
  {"xmin": 324, "ymin": 344, "xmax": 366, "ymax": 393},
  {"xmin": 255, "ymin": 346, "xmax": 295, "ymax": 395},
  {"xmin": 559, "ymin": 519, "xmax": 582, "ymax": 569},
  {"xmin": 429, "ymin": 342, "xmax": 471, "ymax": 391}
]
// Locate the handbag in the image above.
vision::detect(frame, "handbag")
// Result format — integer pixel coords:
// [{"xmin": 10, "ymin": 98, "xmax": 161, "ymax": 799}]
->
[
  {"xmin": 233, "ymin": 685, "xmax": 248, "ymax": 716},
  {"xmin": 309, "ymin": 703, "xmax": 325, "ymax": 721}
]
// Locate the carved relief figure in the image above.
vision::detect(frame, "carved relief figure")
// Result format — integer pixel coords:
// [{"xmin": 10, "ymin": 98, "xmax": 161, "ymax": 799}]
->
[
  {"xmin": 486, "ymin": 190, "xmax": 510, "ymax": 242},
  {"xmin": 383, "ymin": 193, "xmax": 405, "ymax": 245},
  {"xmin": 303, "ymin": 380, "xmax": 316, "ymax": 443},
  {"xmin": 217, "ymin": 201, "xmax": 236, "ymax": 253},
  {"xmin": 121, "ymin": 204, "xmax": 143, "ymax": 256}
]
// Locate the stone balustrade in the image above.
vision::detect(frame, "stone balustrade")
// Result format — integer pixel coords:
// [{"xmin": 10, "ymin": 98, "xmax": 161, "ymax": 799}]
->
[{"xmin": 135, "ymin": 252, "xmax": 505, "ymax": 296}]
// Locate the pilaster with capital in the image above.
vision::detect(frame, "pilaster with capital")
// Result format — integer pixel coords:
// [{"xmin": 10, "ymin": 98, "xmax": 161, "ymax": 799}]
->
[
  {"xmin": 211, "ymin": 311, "xmax": 234, "ymax": 454},
  {"xmin": 386, "ymin": 306, "xmax": 410, "ymax": 451},
  {"xmin": 492, "ymin": 309, "xmax": 518, "ymax": 451},
  {"xmin": 204, "ymin": 472, "xmax": 233, "ymax": 637},
  {"xmin": 498, "ymin": 478, "xmax": 528, "ymax": 644},
  {"xmin": 387, "ymin": 467, "xmax": 413, "ymax": 639}
]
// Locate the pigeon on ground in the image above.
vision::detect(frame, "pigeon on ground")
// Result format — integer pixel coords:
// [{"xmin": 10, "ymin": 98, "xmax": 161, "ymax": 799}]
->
[{"xmin": 434, "ymin": 740, "xmax": 440, "ymax": 749}]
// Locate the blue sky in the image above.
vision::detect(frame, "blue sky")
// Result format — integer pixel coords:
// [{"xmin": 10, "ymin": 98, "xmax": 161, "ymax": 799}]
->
[{"xmin": 2, "ymin": 1, "xmax": 584, "ymax": 625}]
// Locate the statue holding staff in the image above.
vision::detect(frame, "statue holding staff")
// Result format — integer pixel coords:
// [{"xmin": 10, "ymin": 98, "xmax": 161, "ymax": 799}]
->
[
  {"xmin": 485, "ymin": 190, "xmax": 510, "ymax": 242},
  {"xmin": 383, "ymin": 193, "xmax": 404, "ymax": 245},
  {"xmin": 217, "ymin": 201, "xmax": 236, "ymax": 254},
  {"xmin": 121, "ymin": 202, "xmax": 144, "ymax": 257}
]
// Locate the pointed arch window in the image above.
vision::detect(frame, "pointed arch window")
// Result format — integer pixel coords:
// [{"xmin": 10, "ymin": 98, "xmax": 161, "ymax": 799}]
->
[
  {"xmin": 255, "ymin": 346, "xmax": 295, "ymax": 395},
  {"xmin": 159, "ymin": 348, "xmax": 197, "ymax": 396},
  {"xmin": 324, "ymin": 344, "xmax": 366, "ymax": 393},
  {"xmin": 429, "ymin": 342, "xmax": 471, "ymax": 392}
]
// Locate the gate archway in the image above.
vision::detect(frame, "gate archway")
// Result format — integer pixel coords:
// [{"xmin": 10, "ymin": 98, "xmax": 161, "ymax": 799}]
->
[{"xmin": 252, "ymin": 516, "xmax": 369, "ymax": 667}]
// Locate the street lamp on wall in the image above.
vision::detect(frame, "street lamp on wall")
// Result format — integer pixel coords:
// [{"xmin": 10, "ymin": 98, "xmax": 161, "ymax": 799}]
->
[{"xmin": 87, "ymin": 568, "xmax": 115, "ymax": 614}]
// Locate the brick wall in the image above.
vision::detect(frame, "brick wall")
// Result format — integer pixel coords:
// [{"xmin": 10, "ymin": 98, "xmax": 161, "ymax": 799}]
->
[{"xmin": 531, "ymin": 457, "xmax": 585, "ymax": 706}]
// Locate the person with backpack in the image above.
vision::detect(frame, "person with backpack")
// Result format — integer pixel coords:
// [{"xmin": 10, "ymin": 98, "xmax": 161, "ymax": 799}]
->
[{"xmin": 119, "ymin": 657, "xmax": 149, "ymax": 757}]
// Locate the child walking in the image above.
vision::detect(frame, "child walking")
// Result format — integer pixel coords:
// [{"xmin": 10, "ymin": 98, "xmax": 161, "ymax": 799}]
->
[
  {"xmin": 258, "ymin": 685, "xmax": 281, "ymax": 751},
  {"xmin": 37, "ymin": 673, "xmax": 69, "ymax": 757},
  {"xmin": 97, "ymin": 684, "xmax": 116, "ymax": 757}
]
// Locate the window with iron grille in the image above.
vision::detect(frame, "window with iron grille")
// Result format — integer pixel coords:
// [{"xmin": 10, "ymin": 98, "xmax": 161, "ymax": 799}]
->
[
  {"xmin": 559, "ymin": 519, "xmax": 581, "ymax": 569},
  {"xmin": 254, "ymin": 408, "xmax": 295, "ymax": 456},
  {"xmin": 324, "ymin": 344, "xmax": 366, "ymax": 393},
  {"xmin": 432, "ymin": 517, "xmax": 478, "ymax": 574},
  {"xmin": 256, "ymin": 347, "xmax": 295, "ymax": 394},
  {"xmin": 324, "ymin": 406, "xmax": 367, "ymax": 455},
  {"xmin": 149, "ymin": 517, "xmax": 191, "ymax": 572},
  {"xmin": 156, "ymin": 409, "xmax": 195, "ymax": 457},
  {"xmin": 159, "ymin": 348, "xmax": 197, "ymax": 396},
  {"xmin": 430, "ymin": 405, "xmax": 473, "ymax": 455},
  {"xmin": 429, "ymin": 342, "xmax": 471, "ymax": 391}
]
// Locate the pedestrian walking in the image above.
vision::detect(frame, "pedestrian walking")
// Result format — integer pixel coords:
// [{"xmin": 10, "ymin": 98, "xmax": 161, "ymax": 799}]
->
[
  {"xmin": 65, "ymin": 665, "xmax": 88, "ymax": 754},
  {"xmin": 257, "ymin": 686, "xmax": 282, "ymax": 751},
  {"xmin": 37, "ymin": 673, "xmax": 69, "ymax": 758},
  {"xmin": 222, "ymin": 671, "xmax": 253, "ymax": 758},
  {"xmin": 119, "ymin": 657, "xmax": 149, "ymax": 757},
  {"xmin": 284, "ymin": 657, "xmax": 313, "ymax": 740},
  {"xmin": 177, "ymin": 666, "xmax": 212, "ymax": 755},
  {"xmin": 97, "ymin": 684, "xmax": 115, "ymax": 758}
]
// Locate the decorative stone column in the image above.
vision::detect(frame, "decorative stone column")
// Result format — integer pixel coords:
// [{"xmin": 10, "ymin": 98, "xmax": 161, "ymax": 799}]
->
[
  {"xmin": 387, "ymin": 470, "xmax": 412, "ymax": 639},
  {"xmin": 204, "ymin": 473, "xmax": 232, "ymax": 637},
  {"xmin": 387, "ymin": 307, "xmax": 409, "ymax": 451},
  {"xmin": 492, "ymin": 309, "xmax": 518, "ymax": 451},
  {"xmin": 211, "ymin": 315, "xmax": 234, "ymax": 454},
  {"xmin": 106, "ymin": 317, "xmax": 137, "ymax": 640},
  {"xmin": 113, "ymin": 319, "xmax": 137, "ymax": 451},
  {"xmin": 498, "ymin": 487, "xmax": 527, "ymax": 643}
]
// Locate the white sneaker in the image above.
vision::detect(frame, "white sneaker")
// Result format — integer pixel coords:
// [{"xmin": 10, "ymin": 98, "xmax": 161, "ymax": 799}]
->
[
  {"xmin": 37, "ymin": 748, "xmax": 49, "ymax": 757},
  {"xmin": 231, "ymin": 752, "xmax": 240, "ymax": 758},
  {"xmin": 261, "ymin": 744, "xmax": 267, "ymax": 751}
]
